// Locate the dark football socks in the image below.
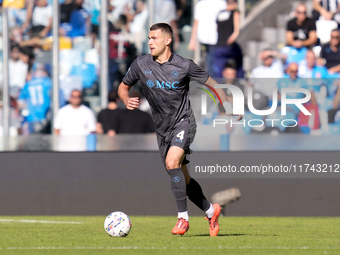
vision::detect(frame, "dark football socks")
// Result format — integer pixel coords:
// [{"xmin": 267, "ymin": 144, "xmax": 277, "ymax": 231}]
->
[
  {"xmin": 168, "ymin": 167, "xmax": 187, "ymax": 213},
  {"xmin": 186, "ymin": 177, "xmax": 210, "ymax": 212}
]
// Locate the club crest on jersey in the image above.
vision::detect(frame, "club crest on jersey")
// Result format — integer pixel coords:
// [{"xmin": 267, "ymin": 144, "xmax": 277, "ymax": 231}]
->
[
  {"xmin": 146, "ymin": 79, "xmax": 155, "ymax": 88},
  {"xmin": 173, "ymin": 176, "xmax": 181, "ymax": 183},
  {"xmin": 171, "ymin": 70, "xmax": 179, "ymax": 78}
]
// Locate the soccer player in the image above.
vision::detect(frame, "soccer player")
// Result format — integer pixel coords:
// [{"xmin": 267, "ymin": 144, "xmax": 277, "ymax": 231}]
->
[{"xmin": 118, "ymin": 23, "xmax": 241, "ymax": 236}]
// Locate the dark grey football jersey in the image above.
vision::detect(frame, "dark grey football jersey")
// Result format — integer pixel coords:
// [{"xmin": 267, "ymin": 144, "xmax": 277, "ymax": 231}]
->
[{"xmin": 122, "ymin": 53, "xmax": 209, "ymax": 137}]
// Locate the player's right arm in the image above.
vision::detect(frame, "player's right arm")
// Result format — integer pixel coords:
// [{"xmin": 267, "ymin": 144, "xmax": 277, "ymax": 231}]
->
[
  {"xmin": 118, "ymin": 82, "xmax": 139, "ymax": 110},
  {"xmin": 119, "ymin": 58, "xmax": 140, "ymax": 110}
]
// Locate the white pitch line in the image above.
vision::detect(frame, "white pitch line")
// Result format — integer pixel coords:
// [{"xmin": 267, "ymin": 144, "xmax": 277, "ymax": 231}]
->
[{"xmin": 0, "ymin": 219, "xmax": 84, "ymax": 224}]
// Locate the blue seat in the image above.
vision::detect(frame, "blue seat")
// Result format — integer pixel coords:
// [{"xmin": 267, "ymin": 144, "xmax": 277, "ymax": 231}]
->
[
  {"xmin": 70, "ymin": 63, "xmax": 97, "ymax": 89},
  {"xmin": 59, "ymin": 49, "xmax": 83, "ymax": 66},
  {"xmin": 68, "ymin": 10, "xmax": 89, "ymax": 38},
  {"xmin": 59, "ymin": 75, "xmax": 83, "ymax": 101}
]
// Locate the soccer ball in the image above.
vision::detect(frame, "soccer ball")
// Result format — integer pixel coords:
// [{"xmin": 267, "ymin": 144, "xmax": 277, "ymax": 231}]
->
[{"xmin": 104, "ymin": 211, "xmax": 132, "ymax": 237}]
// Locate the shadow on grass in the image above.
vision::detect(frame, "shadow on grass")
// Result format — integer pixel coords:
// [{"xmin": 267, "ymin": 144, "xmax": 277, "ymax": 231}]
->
[
  {"xmin": 190, "ymin": 233, "xmax": 246, "ymax": 237},
  {"xmin": 188, "ymin": 233, "xmax": 279, "ymax": 237}
]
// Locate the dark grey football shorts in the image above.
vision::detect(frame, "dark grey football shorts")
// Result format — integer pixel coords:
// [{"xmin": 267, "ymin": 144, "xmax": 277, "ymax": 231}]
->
[{"xmin": 157, "ymin": 113, "xmax": 196, "ymax": 168}]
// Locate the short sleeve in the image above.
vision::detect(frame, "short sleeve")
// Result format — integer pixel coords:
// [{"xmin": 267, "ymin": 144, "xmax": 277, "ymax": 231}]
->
[
  {"xmin": 187, "ymin": 60, "xmax": 209, "ymax": 84},
  {"xmin": 286, "ymin": 19, "xmax": 294, "ymax": 32},
  {"xmin": 307, "ymin": 18, "xmax": 316, "ymax": 31},
  {"xmin": 122, "ymin": 59, "xmax": 140, "ymax": 86},
  {"xmin": 320, "ymin": 45, "xmax": 326, "ymax": 58},
  {"xmin": 193, "ymin": 2, "xmax": 200, "ymax": 20},
  {"xmin": 97, "ymin": 110, "xmax": 104, "ymax": 123},
  {"xmin": 86, "ymin": 109, "xmax": 97, "ymax": 133},
  {"xmin": 53, "ymin": 108, "xmax": 63, "ymax": 130}
]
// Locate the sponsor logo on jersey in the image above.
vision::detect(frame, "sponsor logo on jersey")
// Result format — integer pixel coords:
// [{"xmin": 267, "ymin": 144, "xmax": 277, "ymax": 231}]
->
[
  {"xmin": 145, "ymin": 70, "xmax": 152, "ymax": 74},
  {"xmin": 145, "ymin": 79, "xmax": 180, "ymax": 89}
]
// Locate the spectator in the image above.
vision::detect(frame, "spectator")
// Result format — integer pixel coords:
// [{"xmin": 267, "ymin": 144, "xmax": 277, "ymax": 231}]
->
[
  {"xmin": 9, "ymin": 43, "xmax": 28, "ymax": 94},
  {"xmin": 54, "ymin": 89, "xmax": 96, "ymax": 136},
  {"xmin": 60, "ymin": 0, "xmax": 90, "ymax": 37},
  {"xmin": 21, "ymin": 0, "xmax": 53, "ymax": 38},
  {"xmin": 18, "ymin": 63, "xmax": 52, "ymax": 134},
  {"xmin": 188, "ymin": 0, "xmax": 227, "ymax": 76},
  {"xmin": 222, "ymin": 63, "xmax": 245, "ymax": 93},
  {"xmin": 126, "ymin": 0, "xmax": 149, "ymax": 55},
  {"xmin": 249, "ymin": 48, "xmax": 286, "ymax": 98},
  {"xmin": 328, "ymin": 82, "xmax": 340, "ymax": 122},
  {"xmin": 286, "ymin": 3, "xmax": 317, "ymax": 49},
  {"xmin": 298, "ymin": 49, "xmax": 329, "ymax": 78},
  {"xmin": 312, "ymin": 0, "xmax": 340, "ymax": 24},
  {"xmin": 19, "ymin": 46, "xmax": 35, "ymax": 72},
  {"xmin": 10, "ymin": 27, "xmax": 24, "ymax": 44},
  {"xmin": 0, "ymin": 97, "xmax": 23, "ymax": 136},
  {"xmin": 153, "ymin": 0, "xmax": 180, "ymax": 50},
  {"xmin": 277, "ymin": 63, "xmax": 318, "ymax": 117},
  {"xmin": 8, "ymin": 2, "xmax": 27, "ymax": 29},
  {"xmin": 96, "ymin": 90, "xmax": 120, "ymax": 136},
  {"xmin": 298, "ymin": 49, "xmax": 331, "ymax": 100},
  {"xmin": 86, "ymin": 0, "xmax": 101, "ymax": 45},
  {"xmin": 60, "ymin": 0, "xmax": 75, "ymax": 24},
  {"xmin": 113, "ymin": 108, "xmax": 155, "ymax": 134},
  {"xmin": 320, "ymin": 29, "xmax": 340, "ymax": 76},
  {"xmin": 109, "ymin": 14, "xmax": 137, "ymax": 90},
  {"xmin": 250, "ymin": 49, "xmax": 285, "ymax": 78},
  {"xmin": 110, "ymin": 0, "xmax": 132, "ymax": 25},
  {"xmin": 113, "ymin": 91, "xmax": 155, "ymax": 134},
  {"xmin": 213, "ymin": 0, "xmax": 244, "ymax": 78}
]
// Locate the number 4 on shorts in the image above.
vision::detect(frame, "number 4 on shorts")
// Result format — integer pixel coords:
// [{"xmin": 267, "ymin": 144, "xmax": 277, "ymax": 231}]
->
[{"xmin": 176, "ymin": 130, "xmax": 185, "ymax": 141}]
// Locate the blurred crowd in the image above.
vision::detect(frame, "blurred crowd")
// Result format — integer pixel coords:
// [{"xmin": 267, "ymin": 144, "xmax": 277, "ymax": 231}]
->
[
  {"xmin": 0, "ymin": 0, "xmax": 340, "ymax": 137},
  {"xmin": 199, "ymin": 0, "xmax": 340, "ymax": 135}
]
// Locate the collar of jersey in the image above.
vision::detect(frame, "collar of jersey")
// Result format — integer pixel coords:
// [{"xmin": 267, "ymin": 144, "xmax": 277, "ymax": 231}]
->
[{"xmin": 152, "ymin": 53, "xmax": 174, "ymax": 64}]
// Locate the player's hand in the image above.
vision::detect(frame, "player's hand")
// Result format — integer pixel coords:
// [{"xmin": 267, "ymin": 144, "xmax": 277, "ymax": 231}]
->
[{"xmin": 126, "ymin": 97, "xmax": 139, "ymax": 110}]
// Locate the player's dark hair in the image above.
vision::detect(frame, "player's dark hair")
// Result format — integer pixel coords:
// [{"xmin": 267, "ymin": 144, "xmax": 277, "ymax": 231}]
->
[{"xmin": 150, "ymin": 23, "xmax": 173, "ymax": 39}]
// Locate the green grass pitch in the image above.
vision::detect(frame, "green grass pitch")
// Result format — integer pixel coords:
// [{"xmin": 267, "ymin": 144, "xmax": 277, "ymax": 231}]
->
[{"xmin": 0, "ymin": 216, "xmax": 339, "ymax": 255}]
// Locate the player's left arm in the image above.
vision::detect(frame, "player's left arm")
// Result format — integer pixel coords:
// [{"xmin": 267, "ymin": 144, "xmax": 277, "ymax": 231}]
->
[{"xmin": 205, "ymin": 76, "xmax": 243, "ymax": 120}]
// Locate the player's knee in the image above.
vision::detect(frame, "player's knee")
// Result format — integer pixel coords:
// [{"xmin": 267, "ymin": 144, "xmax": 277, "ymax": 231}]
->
[{"xmin": 165, "ymin": 158, "xmax": 181, "ymax": 170}]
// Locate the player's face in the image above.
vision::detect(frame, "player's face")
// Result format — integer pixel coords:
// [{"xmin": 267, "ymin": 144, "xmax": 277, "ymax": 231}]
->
[{"xmin": 148, "ymin": 29, "xmax": 170, "ymax": 57}]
